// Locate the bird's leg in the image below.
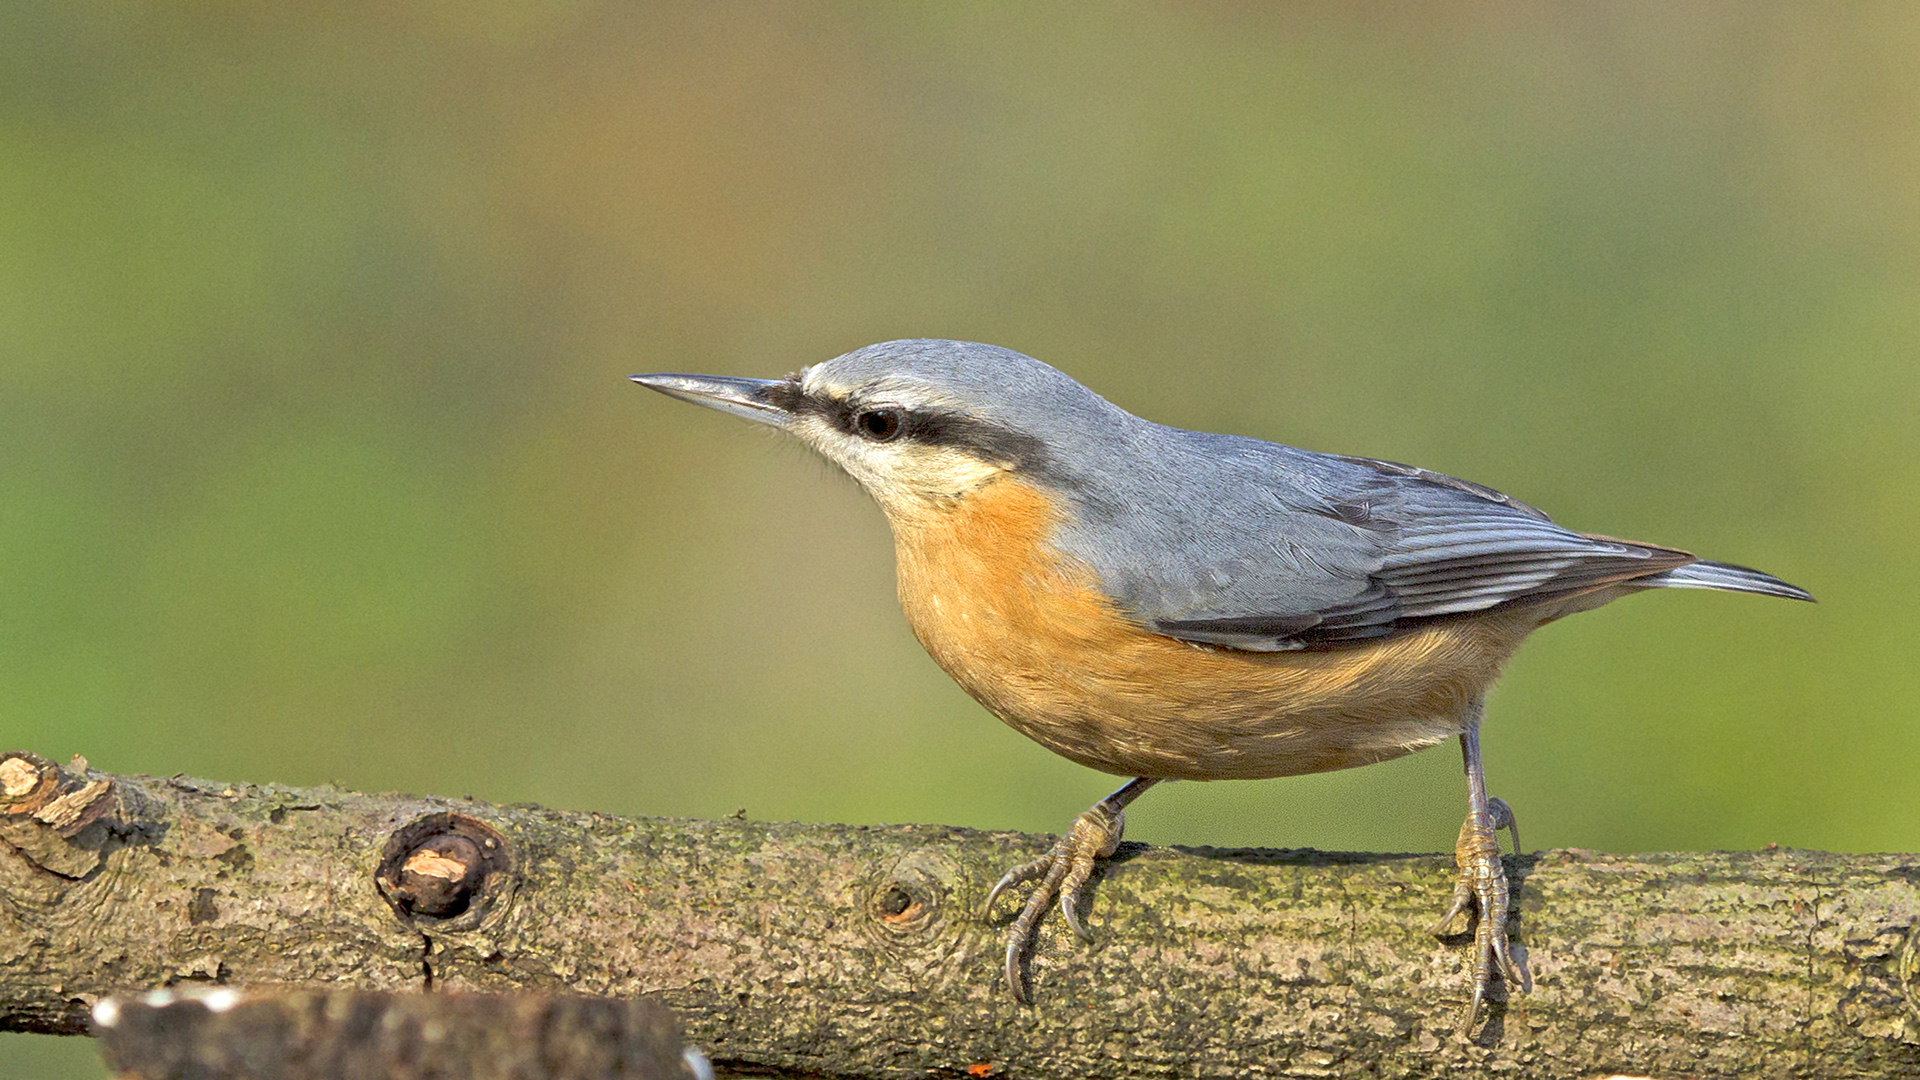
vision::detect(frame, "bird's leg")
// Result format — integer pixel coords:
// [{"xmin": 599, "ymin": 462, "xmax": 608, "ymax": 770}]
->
[
  {"xmin": 1431, "ymin": 698, "xmax": 1529, "ymax": 1036},
  {"xmin": 984, "ymin": 776, "xmax": 1159, "ymax": 1004}
]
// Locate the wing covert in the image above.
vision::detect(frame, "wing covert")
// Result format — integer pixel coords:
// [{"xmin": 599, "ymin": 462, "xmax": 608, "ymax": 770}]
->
[{"xmin": 1124, "ymin": 452, "xmax": 1693, "ymax": 651}]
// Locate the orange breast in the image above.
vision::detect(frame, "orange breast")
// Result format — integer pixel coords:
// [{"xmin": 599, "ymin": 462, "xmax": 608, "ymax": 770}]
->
[{"xmin": 888, "ymin": 478, "xmax": 1540, "ymax": 781}]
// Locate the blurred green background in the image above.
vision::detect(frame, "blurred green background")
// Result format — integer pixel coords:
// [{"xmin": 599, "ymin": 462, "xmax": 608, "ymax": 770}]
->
[{"xmin": 4, "ymin": 2, "xmax": 1916, "ymax": 1074}]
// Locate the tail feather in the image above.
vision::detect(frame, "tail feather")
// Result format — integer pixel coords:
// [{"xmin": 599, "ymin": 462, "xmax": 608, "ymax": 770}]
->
[{"xmin": 1639, "ymin": 560, "xmax": 1814, "ymax": 602}]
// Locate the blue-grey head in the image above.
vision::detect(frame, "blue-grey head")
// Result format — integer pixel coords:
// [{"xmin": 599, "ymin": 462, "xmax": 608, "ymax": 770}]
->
[{"xmin": 632, "ymin": 339, "xmax": 1135, "ymax": 519}]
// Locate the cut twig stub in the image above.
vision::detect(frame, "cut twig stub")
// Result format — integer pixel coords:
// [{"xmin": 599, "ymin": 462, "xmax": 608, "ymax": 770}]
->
[
  {"xmin": 0, "ymin": 750, "xmax": 120, "ymax": 877},
  {"xmin": 375, "ymin": 812, "xmax": 514, "ymax": 928}
]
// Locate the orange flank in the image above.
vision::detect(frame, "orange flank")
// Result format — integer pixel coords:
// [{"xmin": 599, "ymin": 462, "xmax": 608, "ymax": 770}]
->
[{"xmin": 889, "ymin": 476, "xmax": 1541, "ymax": 781}]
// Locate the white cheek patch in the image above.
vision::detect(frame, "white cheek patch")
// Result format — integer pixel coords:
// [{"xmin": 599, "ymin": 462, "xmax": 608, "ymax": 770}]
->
[
  {"xmin": 790, "ymin": 418, "xmax": 867, "ymax": 470},
  {"xmin": 788, "ymin": 413, "xmax": 839, "ymax": 446},
  {"xmin": 787, "ymin": 406, "xmax": 1009, "ymax": 510},
  {"xmin": 905, "ymin": 447, "xmax": 1006, "ymax": 495}
]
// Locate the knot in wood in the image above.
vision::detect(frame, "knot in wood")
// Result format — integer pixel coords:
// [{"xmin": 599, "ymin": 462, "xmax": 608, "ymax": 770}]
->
[
  {"xmin": 376, "ymin": 813, "xmax": 511, "ymax": 929},
  {"xmin": 877, "ymin": 882, "xmax": 922, "ymax": 923},
  {"xmin": 395, "ymin": 834, "xmax": 483, "ymax": 917},
  {"xmin": 862, "ymin": 847, "xmax": 962, "ymax": 945},
  {"xmin": 865, "ymin": 870, "xmax": 938, "ymax": 937}
]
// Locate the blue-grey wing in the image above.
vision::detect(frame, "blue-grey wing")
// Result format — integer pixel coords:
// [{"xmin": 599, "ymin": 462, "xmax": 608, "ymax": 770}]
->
[{"xmin": 1060, "ymin": 434, "xmax": 1694, "ymax": 652}]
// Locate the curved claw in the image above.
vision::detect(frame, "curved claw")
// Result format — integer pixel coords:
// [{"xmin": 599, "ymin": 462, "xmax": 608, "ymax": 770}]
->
[
  {"xmin": 985, "ymin": 803, "xmax": 1128, "ymax": 1004},
  {"xmin": 1429, "ymin": 883, "xmax": 1473, "ymax": 938},
  {"xmin": 1056, "ymin": 817, "xmax": 1113, "ymax": 943},
  {"xmin": 1059, "ymin": 889, "xmax": 1092, "ymax": 943},
  {"xmin": 1004, "ymin": 913, "xmax": 1038, "ymax": 1003}
]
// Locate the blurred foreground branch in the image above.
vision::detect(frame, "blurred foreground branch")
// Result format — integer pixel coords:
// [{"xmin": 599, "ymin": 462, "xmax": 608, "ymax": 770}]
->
[
  {"xmin": 86, "ymin": 987, "xmax": 704, "ymax": 1080},
  {"xmin": 3, "ymin": 750, "xmax": 1918, "ymax": 1079}
]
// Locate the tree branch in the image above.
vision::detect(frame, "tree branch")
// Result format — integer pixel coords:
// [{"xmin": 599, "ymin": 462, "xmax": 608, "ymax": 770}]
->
[{"xmin": 4, "ymin": 750, "xmax": 1918, "ymax": 1078}]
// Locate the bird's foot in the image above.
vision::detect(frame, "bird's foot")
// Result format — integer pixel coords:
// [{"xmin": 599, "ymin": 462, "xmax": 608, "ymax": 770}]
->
[
  {"xmin": 1431, "ymin": 795, "xmax": 1530, "ymax": 1036},
  {"xmin": 983, "ymin": 800, "xmax": 1126, "ymax": 1004}
]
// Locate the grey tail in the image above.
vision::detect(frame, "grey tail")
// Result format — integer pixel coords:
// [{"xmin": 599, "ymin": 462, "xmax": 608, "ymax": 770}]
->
[{"xmin": 1637, "ymin": 560, "xmax": 1814, "ymax": 602}]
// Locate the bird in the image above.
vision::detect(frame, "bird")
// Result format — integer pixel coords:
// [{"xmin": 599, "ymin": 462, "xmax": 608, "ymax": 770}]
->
[{"xmin": 631, "ymin": 339, "xmax": 1811, "ymax": 1035}]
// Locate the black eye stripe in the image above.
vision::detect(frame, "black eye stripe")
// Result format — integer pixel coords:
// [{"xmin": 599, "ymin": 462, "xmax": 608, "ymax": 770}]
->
[
  {"xmin": 890, "ymin": 410, "xmax": 1048, "ymax": 472},
  {"xmin": 758, "ymin": 377, "xmax": 1049, "ymax": 472}
]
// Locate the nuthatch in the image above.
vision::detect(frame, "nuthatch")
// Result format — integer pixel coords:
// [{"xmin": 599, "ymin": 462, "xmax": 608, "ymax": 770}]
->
[{"xmin": 633, "ymin": 339, "xmax": 1811, "ymax": 1034}]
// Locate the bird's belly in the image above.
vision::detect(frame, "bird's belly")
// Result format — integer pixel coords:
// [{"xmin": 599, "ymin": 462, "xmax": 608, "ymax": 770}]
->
[
  {"xmin": 890, "ymin": 480, "xmax": 1538, "ymax": 781},
  {"xmin": 909, "ymin": 589, "xmax": 1531, "ymax": 781}
]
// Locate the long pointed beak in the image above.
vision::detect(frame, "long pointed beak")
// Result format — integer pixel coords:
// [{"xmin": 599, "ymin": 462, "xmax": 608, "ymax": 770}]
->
[{"xmin": 629, "ymin": 373, "xmax": 793, "ymax": 428}]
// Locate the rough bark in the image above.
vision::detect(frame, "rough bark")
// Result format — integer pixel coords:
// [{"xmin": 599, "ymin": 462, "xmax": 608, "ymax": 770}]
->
[{"xmin": 3, "ymin": 750, "xmax": 1919, "ymax": 1079}]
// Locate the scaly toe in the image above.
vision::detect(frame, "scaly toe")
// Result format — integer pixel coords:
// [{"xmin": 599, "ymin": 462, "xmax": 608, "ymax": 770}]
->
[
  {"xmin": 986, "ymin": 803, "xmax": 1127, "ymax": 1003},
  {"xmin": 984, "ymin": 855, "xmax": 1050, "ymax": 917},
  {"xmin": 1440, "ymin": 803, "xmax": 1530, "ymax": 1036},
  {"xmin": 1429, "ymin": 881, "xmax": 1473, "ymax": 937}
]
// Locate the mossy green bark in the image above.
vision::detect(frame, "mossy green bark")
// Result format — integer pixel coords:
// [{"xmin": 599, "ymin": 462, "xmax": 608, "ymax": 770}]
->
[{"xmin": 3, "ymin": 751, "xmax": 1918, "ymax": 1078}]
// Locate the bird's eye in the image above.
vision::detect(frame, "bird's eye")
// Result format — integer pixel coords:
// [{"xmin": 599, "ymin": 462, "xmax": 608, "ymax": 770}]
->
[{"xmin": 856, "ymin": 408, "xmax": 903, "ymax": 442}]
